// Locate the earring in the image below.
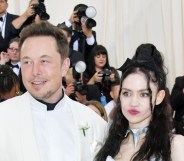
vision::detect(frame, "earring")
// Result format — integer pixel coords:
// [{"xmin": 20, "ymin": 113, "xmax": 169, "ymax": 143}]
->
[{"xmin": 16, "ymin": 91, "xmax": 19, "ymax": 95}]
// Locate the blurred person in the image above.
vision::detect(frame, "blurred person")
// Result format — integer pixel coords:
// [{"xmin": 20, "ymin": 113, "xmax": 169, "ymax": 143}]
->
[
  {"xmin": 171, "ymin": 76, "xmax": 184, "ymax": 135},
  {"xmin": 59, "ymin": 4, "xmax": 97, "ymax": 64},
  {"xmin": 83, "ymin": 45, "xmax": 118, "ymax": 104},
  {"xmin": 12, "ymin": 0, "xmax": 49, "ymax": 34},
  {"xmin": 105, "ymin": 83, "xmax": 120, "ymax": 122},
  {"xmin": 104, "ymin": 70, "xmax": 121, "ymax": 121},
  {"xmin": 85, "ymin": 100, "xmax": 108, "ymax": 122},
  {"xmin": 57, "ymin": 23, "xmax": 84, "ymax": 68},
  {"xmin": 64, "ymin": 64, "xmax": 101, "ymax": 103},
  {"xmin": 0, "ymin": 37, "xmax": 26, "ymax": 93},
  {"xmin": 0, "ymin": 21, "xmax": 107, "ymax": 161},
  {"xmin": 4, "ymin": 37, "xmax": 20, "ymax": 75},
  {"xmin": 0, "ymin": 0, "xmax": 19, "ymax": 52},
  {"xmin": 0, "ymin": 65, "xmax": 20, "ymax": 102}
]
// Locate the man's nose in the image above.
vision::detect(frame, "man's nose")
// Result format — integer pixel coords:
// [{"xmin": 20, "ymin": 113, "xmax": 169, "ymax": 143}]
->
[{"xmin": 32, "ymin": 63, "xmax": 41, "ymax": 76}]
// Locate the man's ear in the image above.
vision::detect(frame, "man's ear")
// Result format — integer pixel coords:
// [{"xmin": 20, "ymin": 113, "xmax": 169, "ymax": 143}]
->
[
  {"xmin": 61, "ymin": 58, "xmax": 70, "ymax": 77},
  {"xmin": 156, "ymin": 90, "xmax": 165, "ymax": 105}
]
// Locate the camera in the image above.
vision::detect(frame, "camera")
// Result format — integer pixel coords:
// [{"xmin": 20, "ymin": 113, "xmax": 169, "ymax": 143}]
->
[
  {"xmin": 32, "ymin": 0, "xmax": 50, "ymax": 20},
  {"xmin": 75, "ymin": 5, "xmax": 97, "ymax": 29},
  {"xmin": 98, "ymin": 68, "xmax": 111, "ymax": 84},
  {"xmin": 73, "ymin": 81, "xmax": 87, "ymax": 95}
]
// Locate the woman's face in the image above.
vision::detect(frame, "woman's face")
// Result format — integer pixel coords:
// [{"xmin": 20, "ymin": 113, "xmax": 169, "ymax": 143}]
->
[
  {"xmin": 120, "ymin": 72, "xmax": 159, "ymax": 129},
  {"xmin": 94, "ymin": 54, "xmax": 107, "ymax": 69}
]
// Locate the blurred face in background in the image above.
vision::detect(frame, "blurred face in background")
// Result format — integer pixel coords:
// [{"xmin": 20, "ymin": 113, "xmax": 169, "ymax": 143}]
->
[
  {"xmin": 0, "ymin": 0, "xmax": 8, "ymax": 16},
  {"xmin": 8, "ymin": 41, "xmax": 20, "ymax": 64},
  {"xmin": 94, "ymin": 53, "xmax": 107, "ymax": 69}
]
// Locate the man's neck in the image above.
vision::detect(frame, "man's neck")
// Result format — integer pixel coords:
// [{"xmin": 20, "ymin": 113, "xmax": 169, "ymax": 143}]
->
[
  {"xmin": 0, "ymin": 12, "xmax": 6, "ymax": 18},
  {"xmin": 11, "ymin": 61, "xmax": 20, "ymax": 65}
]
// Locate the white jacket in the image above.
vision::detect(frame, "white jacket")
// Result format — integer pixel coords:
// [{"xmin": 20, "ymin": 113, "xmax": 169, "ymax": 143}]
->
[{"xmin": 0, "ymin": 92, "xmax": 107, "ymax": 161}]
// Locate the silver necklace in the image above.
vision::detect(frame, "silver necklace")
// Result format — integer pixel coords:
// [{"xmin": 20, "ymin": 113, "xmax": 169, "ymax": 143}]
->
[{"xmin": 125, "ymin": 127, "xmax": 148, "ymax": 148}]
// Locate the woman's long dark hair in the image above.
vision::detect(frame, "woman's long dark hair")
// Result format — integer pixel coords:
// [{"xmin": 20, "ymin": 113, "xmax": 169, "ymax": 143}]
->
[
  {"xmin": 86, "ymin": 45, "xmax": 110, "ymax": 78},
  {"xmin": 95, "ymin": 45, "xmax": 172, "ymax": 161}
]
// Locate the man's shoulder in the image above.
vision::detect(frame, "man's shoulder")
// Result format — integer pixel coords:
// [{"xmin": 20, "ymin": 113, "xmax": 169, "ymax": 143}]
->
[{"xmin": 6, "ymin": 12, "xmax": 19, "ymax": 20}]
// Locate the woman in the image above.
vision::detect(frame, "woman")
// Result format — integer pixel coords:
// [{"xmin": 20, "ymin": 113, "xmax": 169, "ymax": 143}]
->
[
  {"xmin": 95, "ymin": 50, "xmax": 184, "ymax": 160},
  {"xmin": 84, "ymin": 45, "xmax": 119, "ymax": 103},
  {"xmin": 0, "ymin": 65, "xmax": 20, "ymax": 102}
]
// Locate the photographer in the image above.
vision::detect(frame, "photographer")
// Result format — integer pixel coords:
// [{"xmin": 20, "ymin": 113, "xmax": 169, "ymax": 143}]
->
[
  {"xmin": 60, "ymin": 4, "xmax": 97, "ymax": 64},
  {"xmin": 83, "ymin": 45, "xmax": 119, "ymax": 104},
  {"xmin": 63, "ymin": 62, "xmax": 101, "ymax": 103},
  {"xmin": 12, "ymin": 0, "xmax": 49, "ymax": 32}
]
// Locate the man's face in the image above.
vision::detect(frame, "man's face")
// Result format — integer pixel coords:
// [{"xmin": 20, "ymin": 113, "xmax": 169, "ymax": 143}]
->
[
  {"xmin": 0, "ymin": 0, "xmax": 8, "ymax": 15},
  {"xmin": 7, "ymin": 41, "xmax": 20, "ymax": 63},
  {"xmin": 20, "ymin": 36, "xmax": 70, "ymax": 103}
]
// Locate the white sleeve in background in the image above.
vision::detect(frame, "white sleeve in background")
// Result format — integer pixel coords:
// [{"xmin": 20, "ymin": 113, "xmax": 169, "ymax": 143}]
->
[
  {"xmin": 64, "ymin": 20, "xmax": 72, "ymax": 28},
  {"xmin": 86, "ymin": 35, "xmax": 95, "ymax": 45}
]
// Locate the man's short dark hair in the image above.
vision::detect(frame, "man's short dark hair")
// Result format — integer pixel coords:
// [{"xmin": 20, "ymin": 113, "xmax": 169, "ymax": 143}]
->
[
  {"xmin": 19, "ymin": 22, "xmax": 69, "ymax": 60},
  {"xmin": 9, "ymin": 37, "xmax": 20, "ymax": 46},
  {"xmin": 73, "ymin": 4, "xmax": 87, "ymax": 11}
]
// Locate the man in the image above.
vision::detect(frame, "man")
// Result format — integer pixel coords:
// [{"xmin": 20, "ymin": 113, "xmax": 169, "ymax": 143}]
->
[
  {"xmin": 57, "ymin": 23, "xmax": 84, "ymax": 68},
  {"xmin": 0, "ymin": 0, "xmax": 18, "ymax": 52},
  {"xmin": 60, "ymin": 4, "xmax": 97, "ymax": 64},
  {"xmin": 0, "ymin": 37, "xmax": 26, "ymax": 93},
  {"xmin": 12, "ymin": 0, "xmax": 48, "ymax": 33},
  {"xmin": 6, "ymin": 37, "xmax": 20, "ymax": 75},
  {"xmin": 0, "ymin": 21, "xmax": 107, "ymax": 161}
]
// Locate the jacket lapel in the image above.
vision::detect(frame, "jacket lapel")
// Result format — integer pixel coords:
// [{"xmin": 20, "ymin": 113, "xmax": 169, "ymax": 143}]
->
[
  {"xmin": 67, "ymin": 96, "xmax": 93, "ymax": 161},
  {"xmin": 19, "ymin": 93, "xmax": 40, "ymax": 161}
]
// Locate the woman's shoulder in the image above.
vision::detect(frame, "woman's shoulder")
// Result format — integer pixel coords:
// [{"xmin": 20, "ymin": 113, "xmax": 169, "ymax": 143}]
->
[
  {"xmin": 171, "ymin": 134, "xmax": 184, "ymax": 161},
  {"xmin": 172, "ymin": 134, "xmax": 184, "ymax": 145}
]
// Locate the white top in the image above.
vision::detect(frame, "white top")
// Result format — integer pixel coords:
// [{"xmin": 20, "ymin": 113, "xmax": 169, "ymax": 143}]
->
[
  {"xmin": 30, "ymin": 95, "xmax": 78, "ymax": 161},
  {"xmin": 11, "ymin": 61, "xmax": 21, "ymax": 76},
  {"xmin": 106, "ymin": 156, "xmax": 115, "ymax": 161},
  {"xmin": 105, "ymin": 100, "xmax": 116, "ymax": 117},
  {"xmin": 0, "ymin": 13, "xmax": 6, "ymax": 38}
]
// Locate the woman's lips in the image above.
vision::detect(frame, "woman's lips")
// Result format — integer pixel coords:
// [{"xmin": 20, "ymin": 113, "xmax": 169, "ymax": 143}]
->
[{"xmin": 128, "ymin": 109, "xmax": 140, "ymax": 115}]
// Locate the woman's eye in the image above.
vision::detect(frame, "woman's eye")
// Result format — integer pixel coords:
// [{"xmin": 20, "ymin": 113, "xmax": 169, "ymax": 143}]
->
[
  {"xmin": 141, "ymin": 92, "xmax": 150, "ymax": 97},
  {"xmin": 122, "ymin": 91, "xmax": 131, "ymax": 97}
]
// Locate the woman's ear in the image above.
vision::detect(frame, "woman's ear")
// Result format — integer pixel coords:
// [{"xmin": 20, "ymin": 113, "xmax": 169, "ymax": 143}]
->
[{"xmin": 156, "ymin": 90, "xmax": 165, "ymax": 105}]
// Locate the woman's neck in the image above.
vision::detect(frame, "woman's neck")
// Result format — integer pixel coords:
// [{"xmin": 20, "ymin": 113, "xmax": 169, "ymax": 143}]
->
[{"xmin": 95, "ymin": 67, "xmax": 103, "ymax": 72}]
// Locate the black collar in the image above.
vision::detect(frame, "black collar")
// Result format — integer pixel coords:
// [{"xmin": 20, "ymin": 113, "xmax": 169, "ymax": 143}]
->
[{"xmin": 36, "ymin": 89, "xmax": 64, "ymax": 111}]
